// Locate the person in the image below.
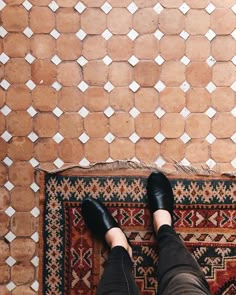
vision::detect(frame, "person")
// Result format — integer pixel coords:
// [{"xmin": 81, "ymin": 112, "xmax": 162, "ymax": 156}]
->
[{"xmin": 81, "ymin": 172, "xmax": 211, "ymax": 295}]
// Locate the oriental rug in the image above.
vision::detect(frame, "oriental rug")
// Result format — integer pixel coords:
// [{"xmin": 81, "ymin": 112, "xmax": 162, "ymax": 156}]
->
[{"xmin": 39, "ymin": 168, "xmax": 236, "ymax": 295}]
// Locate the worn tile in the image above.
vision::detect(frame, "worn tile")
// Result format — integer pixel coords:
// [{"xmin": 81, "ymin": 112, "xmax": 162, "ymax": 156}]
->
[
  {"xmin": 212, "ymin": 113, "xmax": 235, "ymax": 138},
  {"xmin": 134, "ymin": 61, "xmax": 160, "ymax": 87},
  {"xmin": 186, "ymin": 88, "xmax": 211, "ymax": 112},
  {"xmin": 161, "ymin": 113, "xmax": 185, "ymax": 138},
  {"xmin": 160, "ymin": 88, "xmax": 185, "ymax": 112},
  {"xmin": 32, "ymin": 86, "xmax": 57, "ymax": 111},
  {"xmin": 133, "ymin": 8, "xmax": 158, "ymax": 34},
  {"xmin": 11, "ymin": 263, "xmax": 35, "ymax": 284},
  {"xmin": 212, "ymin": 62, "xmax": 235, "ymax": 86},
  {"xmin": 59, "ymin": 113, "xmax": 83, "ymax": 138},
  {"xmin": 107, "ymin": 8, "xmax": 132, "ymax": 34},
  {"xmin": 11, "ymin": 187, "xmax": 35, "ymax": 211},
  {"xmin": 34, "ymin": 138, "xmax": 58, "ymax": 162},
  {"xmin": 81, "ymin": 8, "xmax": 106, "ymax": 34},
  {"xmin": 5, "ymin": 59, "xmax": 31, "ymax": 84},
  {"xmin": 2, "ymin": 6, "xmax": 28, "ymax": 32},
  {"xmin": 30, "ymin": 34, "xmax": 55, "ymax": 59},
  {"xmin": 109, "ymin": 62, "xmax": 133, "ymax": 86},
  {"xmin": 32, "ymin": 59, "xmax": 57, "ymax": 85},
  {"xmin": 84, "ymin": 113, "xmax": 109, "ymax": 137},
  {"xmin": 57, "ymin": 34, "xmax": 82, "ymax": 60},
  {"xmin": 58, "ymin": 87, "xmax": 84, "ymax": 112},
  {"xmin": 161, "ymin": 139, "xmax": 185, "ymax": 162},
  {"xmin": 3, "ymin": 33, "xmax": 30, "ymax": 58},
  {"xmin": 58, "ymin": 139, "xmax": 84, "ymax": 163},
  {"xmin": 110, "ymin": 88, "xmax": 134, "ymax": 111},
  {"xmin": 82, "ymin": 35, "xmax": 107, "ymax": 60},
  {"xmin": 85, "ymin": 139, "xmax": 109, "ymax": 162},
  {"xmin": 135, "ymin": 113, "xmax": 160, "ymax": 137},
  {"xmin": 186, "ymin": 114, "xmax": 211, "ymax": 138},
  {"xmin": 30, "ymin": 7, "xmax": 55, "ymax": 33},
  {"xmin": 135, "ymin": 88, "xmax": 159, "ymax": 112},
  {"xmin": 110, "ymin": 139, "xmax": 135, "ymax": 160},
  {"xmin": 110, "ymin": 113, "xmax": 135, "ymax": 137},
  {"xmin": 211, "ymin": 88, "xmax": 235, "ymax": 112},
  {"xmin": 134, "ymin": 34, "xmax": 159, "ymax": 59},
  {"xmin": 8, "ymin": 137, "xmax": 34, "ymax": 161},
  {"xmin": 34, "ymin": 113, "xmax": 58, "ymax": 137},
  {"xmin": 186, "ymin": 62, "xmax": 211, "ymax": 87},
  {"xmin": 58, "ymin": 62, "xmax": 82, "ymax": 86},
  {"xmin": 108, "ymin": 36, "xmax": 133, "ymax": 61},
  {"xmin": 56, "ymin": 8, "xmax": 80, "ymax": 33},
  {"xmin": 186, "ymin": 36, "xmax": 211, "ymax": 61},
  {"xmin": 6, "ymin": 85, "xmax": 32, "ymax": 111},
  {"xmin": 84, "ymin": 87, "xmax": 109, "ymax": 112},
  {"xmin": 160, "ymin": 61, "xmax": 185, "ymax": 86},
  {"xmin": 84, "ymin": 61, "xmax": 108, "ymax": 86},
  {"xmin": 160, "ymin": 36, "xmax": 185, "ymax": 61}
]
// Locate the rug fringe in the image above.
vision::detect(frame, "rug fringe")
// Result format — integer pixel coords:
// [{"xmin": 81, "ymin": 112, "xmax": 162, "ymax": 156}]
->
[{"xmin": 36, "ymin": 160, "xmax": 236, "ymax": 177}]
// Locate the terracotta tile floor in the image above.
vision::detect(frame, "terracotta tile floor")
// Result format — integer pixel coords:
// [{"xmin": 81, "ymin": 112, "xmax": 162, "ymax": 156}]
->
[{"xmin": 0, "ymin": 0, "xmax": 236, "ymax": 293}]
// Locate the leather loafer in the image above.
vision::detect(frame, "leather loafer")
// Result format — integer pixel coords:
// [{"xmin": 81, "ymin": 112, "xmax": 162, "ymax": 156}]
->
[
  {"xmin": 81, "ymin": 198, "xmax": 119, "ymax": 240},
  {"xmin": 146, "ymin": 172, "xmax": 174, "ymax": 216}
]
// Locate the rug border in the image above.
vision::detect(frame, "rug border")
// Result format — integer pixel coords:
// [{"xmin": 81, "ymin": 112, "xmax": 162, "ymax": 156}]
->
[{"xmin": 37, "ymin": 166, "xmax": 235, "ymax": 295}]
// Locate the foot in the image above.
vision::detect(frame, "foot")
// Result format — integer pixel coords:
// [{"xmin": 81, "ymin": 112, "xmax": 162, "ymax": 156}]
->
[
  {"xmin": 146, "ymin": 172, "xmax": 174, "ymax": 216},
  {"xmin": 81, "ymin": 198, "xmax": 132, "ymax": 257}
]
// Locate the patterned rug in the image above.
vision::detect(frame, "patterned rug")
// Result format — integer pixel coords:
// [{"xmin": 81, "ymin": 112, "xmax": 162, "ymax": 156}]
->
[{"xmin": 39, "ymin": 169, "xmax": 236, "ymax": 295}]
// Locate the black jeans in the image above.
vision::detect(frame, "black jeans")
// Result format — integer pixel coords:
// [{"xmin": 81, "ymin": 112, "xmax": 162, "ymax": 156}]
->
[{"xmin": 97, "ymin": 225, "xmax": 211, "ymax": 295}]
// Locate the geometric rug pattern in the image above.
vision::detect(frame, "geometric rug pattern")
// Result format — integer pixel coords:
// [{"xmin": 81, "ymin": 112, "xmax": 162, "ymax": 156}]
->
[{"xmin": 40, "ymin": 172, "xmax": 236, "ymax": 295}]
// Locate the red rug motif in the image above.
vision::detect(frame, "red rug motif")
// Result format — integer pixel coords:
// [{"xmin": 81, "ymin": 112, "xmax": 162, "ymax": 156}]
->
[{"xmin": 39, "ymin": 170, "xmax": 236, "ymax": 295}]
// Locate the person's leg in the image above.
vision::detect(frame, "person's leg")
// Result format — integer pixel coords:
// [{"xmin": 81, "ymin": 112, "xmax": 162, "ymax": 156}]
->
[
  {"xmin": 146, "ymin": 173, "xmax": 210, "ymax": 295},
  {"xmin": 81, "ymin": 199, "xmax": 139, "ymax": 295},
  {"xmin": 97, "ymin": 227, "xmax": 139, "ymax": 295}
]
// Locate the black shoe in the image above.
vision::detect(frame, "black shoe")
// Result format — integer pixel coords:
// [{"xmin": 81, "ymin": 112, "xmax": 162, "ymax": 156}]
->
[
  {"xmin": 146, "ymin": 172, "xmax": 174, "ymax": 216},
  {"xmin": 81, "ymin": 198, "xmax": 119, "ymax": 240}
]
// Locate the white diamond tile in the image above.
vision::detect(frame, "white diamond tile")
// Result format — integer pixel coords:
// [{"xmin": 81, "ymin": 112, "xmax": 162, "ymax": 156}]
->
[
  {"xmin": 127, "ymin": 2, "xmax": 138, "ymax": 14},
  {"xmin": 153, "ymin": 3, "xmax": 164, "ymax": 14},
  {"xmin": 5, "ymin": 206, "xmax": 16, "ymax": 217},
  {"xmin": 5, "ymin": 231, "xmax": 16, "ymax": 243},
  {"xmin": 206, "ymin": 56, "xmax": 216, "ymax": 67},
  {"xmin": 0, "ymin": 52, "xmax": 10, "ymax": 64},
  {"xmin": 231, "ymin": 56, "xmax": 236, "ymax": 65},
  {"xmin": 206, "ymin": 82, "xmax": 216, "ymax": 93},
  {"xmin": 129, "ymin": 81, "xmax": 140, "ymax": 92},
  {"xmin": 206, "ymin": 158, "xmax": 216, "ymax": 169},
  {"xmin": 102, "ymin": 29, "xmax": 113, "ymax": 40},
  {"xmin": 154, "ymin": 80, "xmax": 166, "ymax": 92},
  {"xmin": 77, "ymin": 56, "xmax": 88, "ymax": 66},
  {"xmin": 106, "ymin": 157, "xmax": 114, "ymax": 163},
  {"xmin": 104, "ymin": 106, "xmax": 115, "ymax": 117},
  {"xmin": 78, "ymin": 106, "xmax": 89, "ymax": 118},
  {"xmin": 29, "ymin": 158, "xmax": 39, "ymax": 168},
  {"xmin": 129, "ymin": 132, "xmax": 140, "ymax": 143},
  {"xmin": 103, "ymin": 55, "xmax": 112, "ymax": 65},
  {"xmin": 179, "ymin": 2, "xmax": 190, "ymax": 14},
  {"xmin": 180, "ymin": 81, "xmax": 190, "ymax": 92},
  {"xmin": 79, "ymin": 158, "xmax": 90, "ymax": 167},
  {"xmin": 180, "ymin": 55, "xmax": 190, "ymax": 65},
  {"xmin": 25, "ymin": 53, "xmax": 35, "ymax": 64},
  {"xmin": 128, "ymin": 55, "xmax": 139, "ymax": 66},
  {"xmin": 3, "ymin": 156, "xmax": 13, "ymax": 166},
  {"xmin": 52, "ymin": 81, "xmax": 62, "ymax": 91},
  {"xmin": 28, "ymin": 132, "xmax": 39, "ymax": 142},
  {"xmin": 180, "ymin": 107, "xmax": 190, "ymax": 118},
  {"xmin": 0, "ymin": 0, "xmax": 6, "ymax": 10},
  {"xmin": 231, "ymin": 107, "xmax": 236, "ymax": 117},
  {"xmin": 5, "ymin": 256, "xmax": 16, "ymax": 267},
  {"xmin": 1, "ymin": 105, "xmax": 12, "ymax": 116},
  {"xmin": 181, "ymin": 158, "xmax": 191, "ymax": 166},
  {"xmin": 0, "ymin": 26, "xmax": 8, "ymax": 37},
  {"xmin": 104, "ymin": 81, "xmax": 115, "ymax": 93},
  {"xmin": 51, "ymin": 55, "xmax": 61, "ymax": 65},
  {"xmin": 205, "ymin": 107, "xmax": 216, "ymax": 118},
  {"xmin": 154, "ymin": 132, "xmax": 165, "ymax": 143},
  {"xmin": 1, "ymin": 131, "xmax": 12, "ymax": 142},
  {"xmin": 53, "ymin": 132, "xmax": 64, "ymax": 143},
  {"xmin": 127, "ymin": 29, "xmax": 139, "ymax": 40},
  {"xmin": 53, "ymin": 106, "xmax": 63, "ymax": 117},
  {"xmin": 180, "ymin": 132, "xmax": 191, "ymax": 143},
  {"xmin": 155, "ymin": 107, "xmax": 165, "ymax": 118},
  {"xmin": 155, "ymin": 55, "xmax": 165, "ymax": 65},
  {"xmin": 31, "ymin": 281, "xmax": 39, "ymax": 292},
  {"xmin": 6, "ymin": 282, "xmax": 16, "ymax": 291},
  {"xmin": 79, "ymin": 132, "xmax": 90, "ymax": 143},
  {"xmin": 22, "ymin": 0, "xmax": 33, "ymax": 10},
  {"xmin": 31, "ymin": 232, "xmax": 39, "ymax": 242},
  {"xmin": 0, "ymin": 79, "xmax": 11, "ymax": 90},
  {"xmin": 31, "ymin": 256, "xmax": 39, "ymax": 267},
  {"xmin": 104, "ymin": 132, "xmax": 115, "ymax": 143},
  {"xmin": 25, "ymin": 80, "xmax": 36, "ymax": 90},
  {"xmin": 205, "ymin": 133, "xmax": 216, "ymax": 144},
  {"xmin": 231, "ymin": 29, "xmax": 236, "ymax": 40},
  {"xmin": 205, "ymin": 2, "xmax": 216, "ymax": 14},
  {"xmin": 129, "ymin": 107, "xmax": 140, "ymax": 118},
  {"xmin": 23, "ymin": 27, "xmax": 33, "ymax": 38},
  {"xmin": 27, "ymin": 106, "xmax": 37, "ymax": 117},
  {"xmin": 75, "ymin": 1, "xmax": 86, "ymax": 13},
  {"xmin": 205, "ymin": 29, "xmax": 216, "ymax": 41},
  {"xmin": 50, "ymin": 29, "xmax": 60, "ymax": 39},
  {"xmin": 48, "ymin": 0, "xmax": 59, "ymax": 12},
  {"xmin": 76, "ymin": 29, "xmax": 87, "ymax": 40},
  {"xmin": 101, "ymin": 2, "xmax": 112, "ymax": 14},
  {"xmin": 231, "ymin": 158, "xmax": 236, "ymax": 168},
  {"xmin": 154, "ymin": 29, "xmax": 164, "ymax": 40},
  {"xmin": 78, "ymin": 81, "xmax": 89, "ymax": 92},
  {"xmin": 232, "ymin": 3, "xmax": 236, "ymax": 13},
  {"xmin": 4, "ymin": 181, "xmax": 14, "ymax": 191},
  {"xmin": 180, "ymin": 30, "xmax": 189, "ymax": 40},
  {"xmin": 155, "ymin": 156, "xmax": 166, "ymax": 168},
  {"xmin": 31, "ymin": 207, "xmax": 41, "ymax": 216},
  {"xmin": 231, "ymin": 81, "xmax": 236, "ymax": 92},
  {"xmin": 30, "ymin": 182, "xmax": 40, "ymax": 192}
]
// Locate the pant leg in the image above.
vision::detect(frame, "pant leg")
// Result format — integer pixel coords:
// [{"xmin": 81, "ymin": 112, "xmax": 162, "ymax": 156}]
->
[
  {"xmin": 96, "ymin": 246, "xmax": 140, "ymax": 295},
  {"xmin": 156, "ymin": 225, "xmax": 210, "ymax": 295}
]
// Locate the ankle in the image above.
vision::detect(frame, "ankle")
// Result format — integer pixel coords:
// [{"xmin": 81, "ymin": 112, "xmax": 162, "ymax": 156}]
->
[
  {"xmin": 153, "ymin": 209, "xmax": 172, "ymax": 233},
  {"xmin": 105, "ymin": 227, "xmax": 132, "ymax": 258}
]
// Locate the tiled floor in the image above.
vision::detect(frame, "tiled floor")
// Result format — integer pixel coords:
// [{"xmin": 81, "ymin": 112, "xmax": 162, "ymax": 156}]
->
[{"xmin": 0, "ymin": 0, "xmax": 235, "ymax": 293}]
